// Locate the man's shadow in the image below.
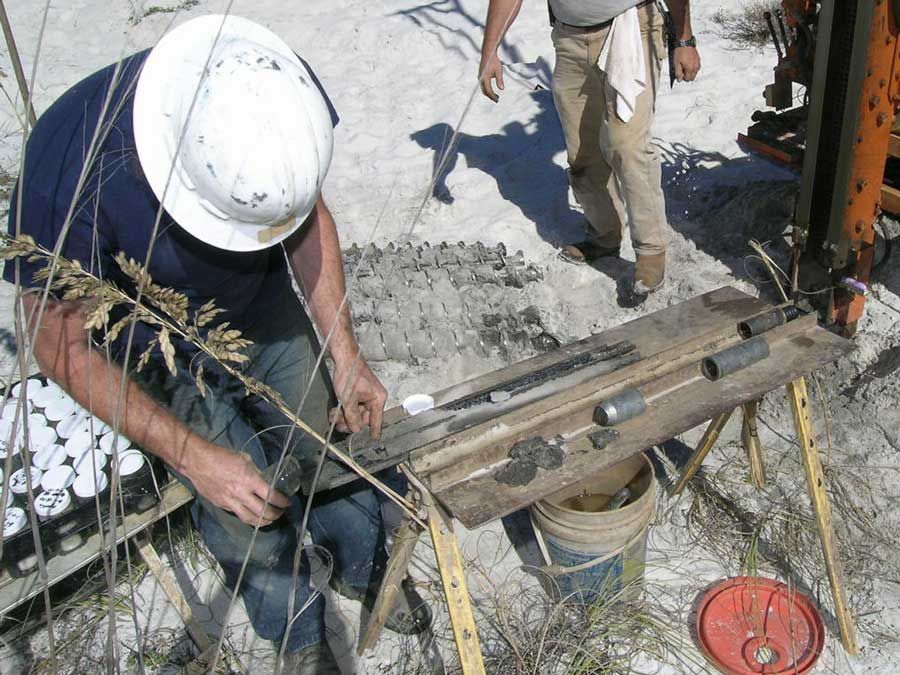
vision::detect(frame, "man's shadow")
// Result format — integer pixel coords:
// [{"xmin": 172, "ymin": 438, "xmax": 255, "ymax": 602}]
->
[{"xmin": 410, "ymin": 88, "xmax": 585, "ymax": 249}]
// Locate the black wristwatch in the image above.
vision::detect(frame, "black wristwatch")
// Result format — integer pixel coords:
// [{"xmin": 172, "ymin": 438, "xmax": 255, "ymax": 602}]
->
[{"xmin": 672, "ymin": 36, "xmax": 697, "ymax": 48}]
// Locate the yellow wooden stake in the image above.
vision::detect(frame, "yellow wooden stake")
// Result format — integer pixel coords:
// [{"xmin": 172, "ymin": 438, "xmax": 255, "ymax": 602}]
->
[
  {"xmin": 425, "ymin": 497, "xmax": 486, "ymax": 675},
  {"xmin": 742, "ymin": 400, "xmax": 766, "ymax": 489},
  {"xmin": 787, "ymin": 377, "xmax": 860, "ymax": 655},
  {"xmin": 673, "ymin": 409, "xmax": 735, "ymax": 495}
]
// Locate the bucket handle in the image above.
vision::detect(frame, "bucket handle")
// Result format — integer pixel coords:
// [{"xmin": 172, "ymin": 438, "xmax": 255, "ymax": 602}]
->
[{"xmin": 529, "ymin": 511, "xmax": 644, "ymax": 576}]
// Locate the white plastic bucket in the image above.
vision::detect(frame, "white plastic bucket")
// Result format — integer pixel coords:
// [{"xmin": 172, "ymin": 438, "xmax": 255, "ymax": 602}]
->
[{"xmin": 530, "ymin": 453, "xmax": 656, "ymax": 603}]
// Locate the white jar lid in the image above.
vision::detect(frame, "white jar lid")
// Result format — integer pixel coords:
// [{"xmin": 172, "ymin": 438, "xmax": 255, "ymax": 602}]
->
[
  {"xmin": 73, "ymin": 448, "xmax": 107, "ymax": 475},
  {"xmin": 0, "ymin": 424, "xmax": 21, "ymax": 458},
  {"xmin": 2, "ymin": 507, "xmax": 26, "ymax": 538},
  {"xmin": 21, "ymin": 425, "xmax": 58, "ymax": 452},
  {"xmin": 12, "ymin": 379, "xmax": 44, "ymax": 400},
  {"xmin": 73, "ymin": 470, "xmax": 109, "ymax": 499},
  {"xmin": 89, "ymin": 416, "xmax": 112, "ymax": 436},
  {"xmin": 35, "ymin": 489, "xmax": 70, "ymax": 517},
  {"xmin": 44, "ymin": 397, "xmax": 77, "ymax": 422},
  {"xmin": 27, "ymin": 412, "xmax": 48, "ymax": 429},
  {"xmin": 100, "ymin": 431, "xmax": 132, "ymax": 455},
  {"xmin": 1, "ymin": 400, "xmax": 31, "ymax": 421},
  {"xmin": 117, "ymin": 450, "xmax": 147, "ymax": 477},
  {"xmin": 32, "ymin": 386, "xmax": 66, "ymax": 408},
  {"xmin": 10, "ymin": 466, "xmax": 43, "ymax": 495},
  {"xmin": 41, "ymin": 465, "xmax": 76, "ymax": 491},
  {"xmin": 402, "ymin": 394, "xmax": 435, "ymax": 416},
  {"xmin": 56, "ymin": 413, "xmax": 91, "ymax": 440},
  {"xmin": 65, "ymin": 430, "xmax": 95, "ymax": 458},
  {"xmin": 34, "ymin": 444, "xmax": 67, "ymax": 470}
]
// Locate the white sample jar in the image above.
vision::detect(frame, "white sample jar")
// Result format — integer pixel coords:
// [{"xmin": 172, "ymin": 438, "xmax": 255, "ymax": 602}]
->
[
  {"xmin": 2, "ymin": 507, "xmax": 27, "ymax": 538},
  {"xmin": 41, "ymin": 465, "xmax": 76, "ymax": 491},
  {"xmin": 10, "ymin": 466, "xmax": 43, "ymax": 495},
  {"xmin": 73, "ymin": 470, "xmax": 109, "ymax": 500},
  {"xmin": 65, "ymin": 430, "xmax": 94, "ymax": 458},
  {"xmin": 73, "ymin": 448, "xmax": 107, "ymax": 475},
  {"xmin": 35, "ymin": 489, "xmax": 70, "ymax": 518},
  {"xmin": 56, "ymin": 413, "xmax": 91, "ymax": 440},
  {"xmin": 34, "ymin": 444, "xmax": 67, "ymax": 470},
  {"xmin": 100, "ymin": 431, "xmax": 131, "ymax": 455},
  {"xmin": 44, "ymin": 397, "xmax": 77, "ymax": 422}
]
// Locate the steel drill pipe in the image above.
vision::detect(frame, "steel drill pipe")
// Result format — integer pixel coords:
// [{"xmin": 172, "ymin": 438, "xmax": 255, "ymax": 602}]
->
[
  {"xmin": 701, "ymin": 337, "xmax": 771, "ymax": 381},
  {"xmin": 593, "ymin": 388, "xmax": 647, "ymax": 427},
  {"xmin": 737, "ymin": 305, "xmax": 802, "ymax": 339}
]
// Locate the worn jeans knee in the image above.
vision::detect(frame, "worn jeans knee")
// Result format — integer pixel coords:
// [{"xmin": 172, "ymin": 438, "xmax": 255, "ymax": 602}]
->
[{"xmin": 193, "ymin": 500, "xmax": 293, "ymax": 569}]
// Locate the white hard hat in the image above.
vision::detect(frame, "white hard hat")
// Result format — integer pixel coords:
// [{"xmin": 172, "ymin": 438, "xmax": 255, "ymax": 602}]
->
[{"xmin": 134, "ymin": 15, "xmax": 334, "ymax": 252}]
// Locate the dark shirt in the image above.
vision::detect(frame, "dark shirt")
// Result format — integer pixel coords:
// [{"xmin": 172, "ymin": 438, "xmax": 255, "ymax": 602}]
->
[{"xmin": 4, "ymin": 49, "xmax": 338, "ymax": 363}]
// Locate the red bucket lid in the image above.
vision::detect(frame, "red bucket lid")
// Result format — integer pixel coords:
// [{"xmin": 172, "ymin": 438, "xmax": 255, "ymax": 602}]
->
[{"xmin": 696, "ymin": 576, "xmax": 825, "ymax": 675}]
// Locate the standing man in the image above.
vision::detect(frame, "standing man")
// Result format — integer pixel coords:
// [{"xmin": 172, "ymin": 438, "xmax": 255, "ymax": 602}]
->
[
  {"xmin": 6, "ymin": 15, "xmax": 428, "ymax": 673},
  {"xmin": 479, "ymin": 0, "xmax": 700, "ymax": 295}
]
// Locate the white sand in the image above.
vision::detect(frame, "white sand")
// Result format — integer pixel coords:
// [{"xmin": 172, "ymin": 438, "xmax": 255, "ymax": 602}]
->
[{"xmin": 1, "ymin": 1, "xmax": 900, "ymax": 673}]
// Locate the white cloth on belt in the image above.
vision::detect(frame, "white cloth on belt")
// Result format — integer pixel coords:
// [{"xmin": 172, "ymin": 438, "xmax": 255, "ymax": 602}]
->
[{"xmin": 596, "ymin": 6, "xmax": 645, "ymax": 123}]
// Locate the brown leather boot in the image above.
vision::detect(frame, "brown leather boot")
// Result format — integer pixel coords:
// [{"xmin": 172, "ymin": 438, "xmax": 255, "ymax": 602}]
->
[
  {"xmin": 558, "ymin": 241, "xmax": 620, "ymax": 265},
  {"xmin": 634, "ymin": 252, "xmax": 666, "ymax": 294}
]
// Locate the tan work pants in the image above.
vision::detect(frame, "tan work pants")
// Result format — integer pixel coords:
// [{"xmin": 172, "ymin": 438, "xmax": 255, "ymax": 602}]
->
[{"xmin": 551, "ymin": 3, "xmax": 669, "ymax": 255}]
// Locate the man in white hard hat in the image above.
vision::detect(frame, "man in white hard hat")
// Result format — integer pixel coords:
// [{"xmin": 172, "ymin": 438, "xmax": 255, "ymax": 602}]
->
[
  {"xmin": 479, "ymin": 0, "xmax": 700, "ymax": 297},
  {"xmin": 5, "ymin": 15, "xmax": 429, "ymax": 672}
]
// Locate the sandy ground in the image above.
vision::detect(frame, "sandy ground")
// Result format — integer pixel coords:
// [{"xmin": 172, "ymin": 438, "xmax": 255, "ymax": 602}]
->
[{"xmin": 1, "ymin": 0, "xmax": 899, "ymax": 673}]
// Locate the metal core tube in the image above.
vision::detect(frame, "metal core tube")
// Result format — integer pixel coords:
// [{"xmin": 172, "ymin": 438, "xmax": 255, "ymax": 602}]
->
[
  {"xmin": 702, "ymin": 337, "xmax": 771, "ymax": 381},
  {"xmin": 593, "ymin": 388, "xmax": 647, "ymax": 427}
]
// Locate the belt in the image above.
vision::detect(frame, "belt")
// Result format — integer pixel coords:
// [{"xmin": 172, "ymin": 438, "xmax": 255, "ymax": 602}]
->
[{"xmin": 553, "ymin": 0, "xmax": 654, "ymax": 32}]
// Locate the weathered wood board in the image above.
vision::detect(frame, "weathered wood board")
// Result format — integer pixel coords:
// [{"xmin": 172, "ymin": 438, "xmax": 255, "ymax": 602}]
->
[
  {"xmin": 316, "ymin": 286, "xmax": 769, "ymax": 490},
  {"xmin": 429, "ymin": 314, "xmax": 851, "ymax": 527}
]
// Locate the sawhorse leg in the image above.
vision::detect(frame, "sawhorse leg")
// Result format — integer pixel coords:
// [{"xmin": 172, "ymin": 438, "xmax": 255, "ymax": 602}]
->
[
  {"xmin": 359, "ymin": 474, "xmax": 486, "ymax": 674},
  {"xmin": 787, "ymin": 377, "xmax": 860, "ymax": 655},
  {"xmin": 670, "ymin": 381, "xmax": 859, "ymax": 654},
  {"xmin": 742, "ymin": 400, "xmax": 766, "ymax": 489},
  {"xmin": 424, "ymin": 495, "xmax": 485, "ymax": 675},
  {"xmin": 134, "ymin": 533, "xmax": 232, "ymax": 673},
  {"xmin": 358, "ymin": 516, "xmax": 423, "ymax": 654},
  {"xmin": 672, "ymin": 409, "xmax": 734, "ymax": 495}
]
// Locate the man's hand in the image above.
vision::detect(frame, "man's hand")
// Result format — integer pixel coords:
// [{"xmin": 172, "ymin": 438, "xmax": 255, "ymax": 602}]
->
[
  {"xmin": 479, "ymin": 52, "xmax": 505, "ymax": 102},
  {"xmin": 330, "ymin": 358, "xmax": 388, "ymax": 439},
  {"xmin": 186, "ymin": 442, "xmax": 291, "ymax": 526},
  {"xmin": 673, "ymin": 46, "xmax": 701, "ymax": 82}
]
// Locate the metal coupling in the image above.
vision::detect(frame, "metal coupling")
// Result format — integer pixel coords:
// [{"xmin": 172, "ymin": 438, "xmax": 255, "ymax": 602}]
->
[
  {"xmin": 702, "ymin": 337, "xmax": 771, "ymax": 381},
  {"xmin": 593, "ymin": 388, "xmax": 647, "ymax": 427},
  {"xmin": 737, "ymin": 305, "xmax": 801, "ymax": 339}
]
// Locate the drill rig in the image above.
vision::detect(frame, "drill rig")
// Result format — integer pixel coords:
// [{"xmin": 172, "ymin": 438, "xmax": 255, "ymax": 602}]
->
[{"xmin": 739, "ymin": 0, "xmax": 900, "ymax": 335}]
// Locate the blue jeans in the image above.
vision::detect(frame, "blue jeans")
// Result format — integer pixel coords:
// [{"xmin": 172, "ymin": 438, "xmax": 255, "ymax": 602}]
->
[{"xmin": 138, "ymin": 289, "xmax": 382, "ymax": 652}]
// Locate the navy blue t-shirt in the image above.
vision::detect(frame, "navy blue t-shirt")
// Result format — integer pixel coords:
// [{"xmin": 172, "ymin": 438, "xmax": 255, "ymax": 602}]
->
[{"xmin": 4, "ymin": 49, "xmax": 338, "ymax": 362}]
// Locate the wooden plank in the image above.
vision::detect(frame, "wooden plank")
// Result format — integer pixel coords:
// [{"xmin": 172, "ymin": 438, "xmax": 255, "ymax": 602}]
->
[
  {"xmin": 430, "ymin": 318, "xmax": 852, "ymax": 528},
  {"xmin": 135, "ymin": 532, "xmax": 212, "ymax": 652},
  {"xmin": 787, "ymin": 378, "xmax": 860, "ymax": 655},
  {"xmin": 881, "ymin": 183, "xmax": 900, "ymax": 215},
  {"xmin": 742, "ymin": 400, "xmax": 767, "ymax": 489},
  {"xmin": 317, "ymin": 287, "xmax": 768, "ymax": 490},
  {"xmin": 424, "ymin": 497, "xmax": 485, "ymax": 675},
  {"xmin": 0, "ymin": 481, "xmax": 192, "ymax": 615},
  {"xmin": 357, "ymin": 517, "xmax": 423, "ymax": 654},
  {"xmin": 410, "ymin": 288, "xmax": 768, "ymax": 485},
  {"xmin": 888, "ymin": 132, "xmax": 900, "ymax": 158},
  {"xmin": 414, "ymin": 309, "xmax": 779, "ymax": 495},
  {"xmin": 672, "ymin": 410, "xmax": 735, "ymax": 495}
]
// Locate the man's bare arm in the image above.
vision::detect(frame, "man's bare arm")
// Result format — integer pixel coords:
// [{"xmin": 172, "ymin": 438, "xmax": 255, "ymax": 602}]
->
[
  {"xmin": 284, "ymin": 195, "xmax": 388, "ymax": 437},
  {"xmin": 21, "ymin": 293, "xmax": 289, "ymax": 525},
  {"xmin": 479, "ymin": 0, "xmax": 523, "ymax": 101},
  {"xmin": 665, "ymin": 0, "xmax": 701, "ymax": 81}
]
